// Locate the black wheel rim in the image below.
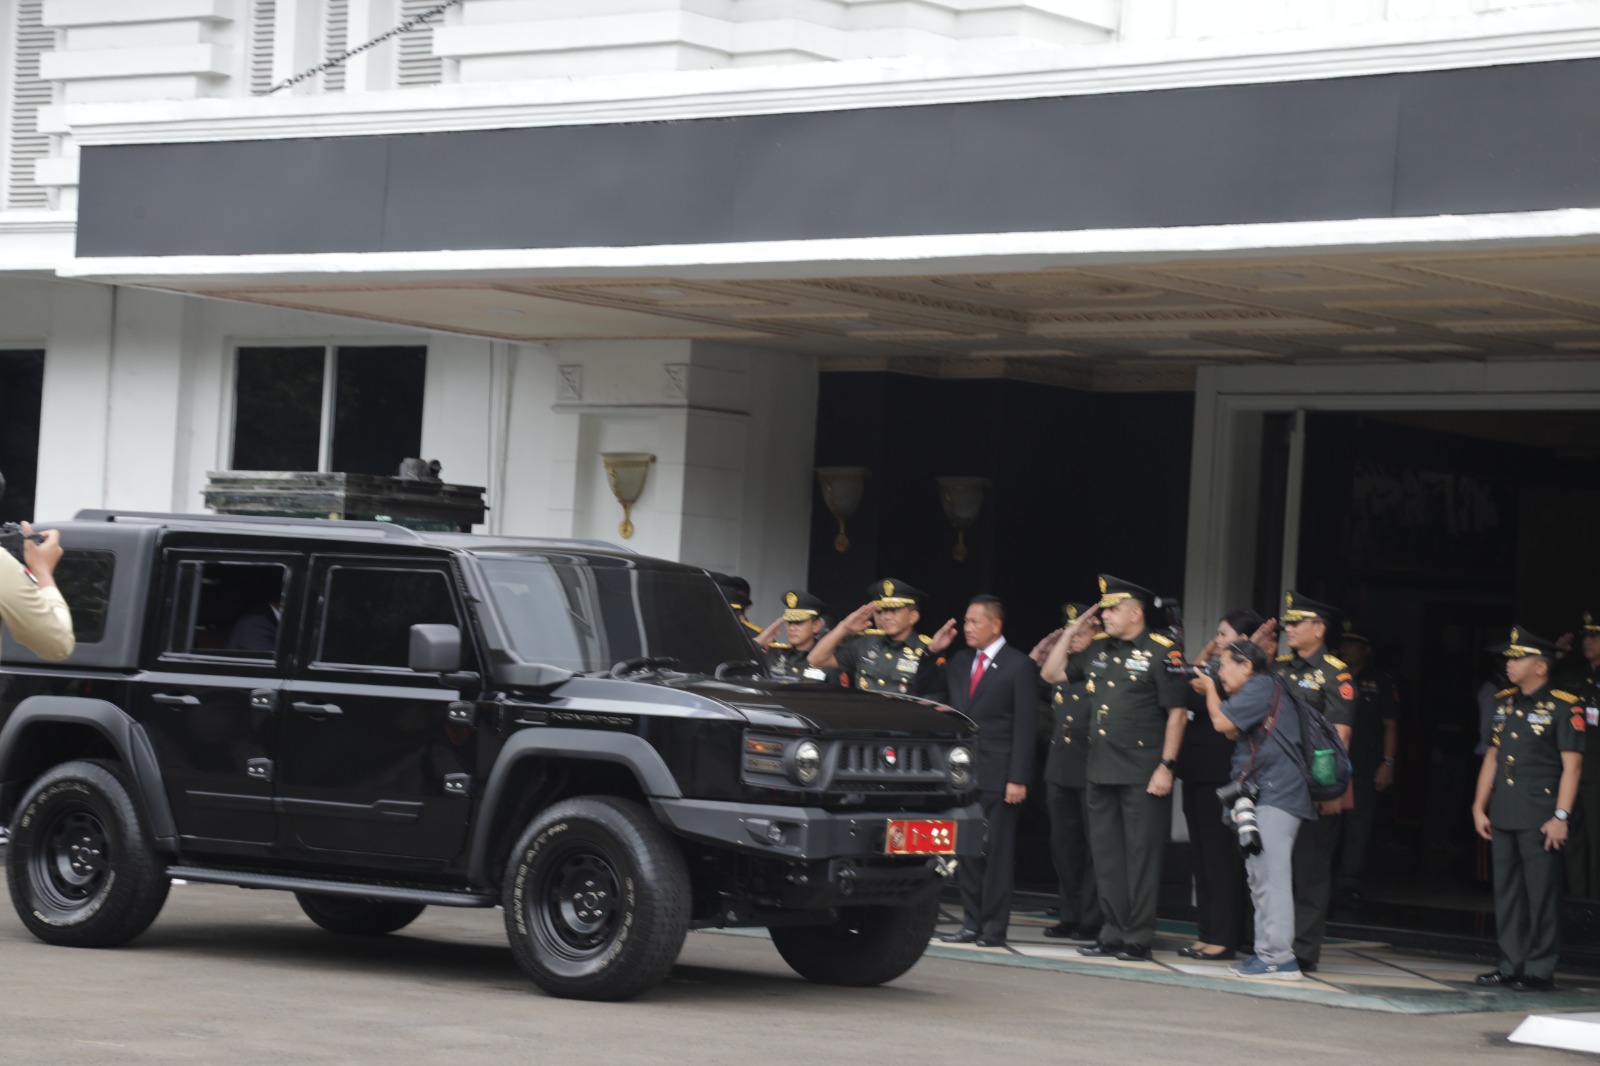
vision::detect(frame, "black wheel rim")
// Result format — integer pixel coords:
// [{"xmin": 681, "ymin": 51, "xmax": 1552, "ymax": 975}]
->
[
  {"xmin": 31, "ymin": 805, "xmax": 110, "ymax": 911},
  {"xmin": 530, "ymin": 843, "xmax": 623, "ymax": 961}
]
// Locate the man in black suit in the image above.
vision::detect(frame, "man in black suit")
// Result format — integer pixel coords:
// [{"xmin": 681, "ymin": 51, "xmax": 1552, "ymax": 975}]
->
[{"xmin": 935, "ymin": 595, "xmax": 1039, "ymax": 948}]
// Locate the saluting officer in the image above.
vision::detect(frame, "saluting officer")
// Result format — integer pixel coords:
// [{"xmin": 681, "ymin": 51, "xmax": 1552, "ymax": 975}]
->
[
  {"xmin": 807, "ymin": 578, "xmax": 946, "ymax": 697},
  {"xmin": 1267, "ymin": 591, "xmax": 1356, "ymax": 972},
  {"xmin": 715, "ymin": 573, "xmax": 764, "ymax": 637},
  {"xmin": 1472, "ymin": 627, "xmax": 1585, "ymax": 992},
  {"xmin": 755, "ymin": 591, "xmax": 839, "ymax": 684},
  {"xmin": 1557, "ymin": 610, "xmax": 1600, "ymax": 898},
  {"xmin": 1037, "ymin": 602, "xmax": 1104, "ymax": 940},
  {"xmin": 1059, "ymin": 576, "xmax": 1188, "ymax": 961}
]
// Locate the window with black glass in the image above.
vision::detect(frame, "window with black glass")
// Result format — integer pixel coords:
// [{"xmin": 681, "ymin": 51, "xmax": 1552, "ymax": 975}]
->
[
  {"xmin": 165, "ymin": 560, "xmax": 289, "ymax": 658},
  {"xmin": 50, "ymin": 550, "xmax": 115, "ymax": 644},
  {"xmin": 317, "ymin": 566, "xmax": 459, "ymax": 670},
  {"xmin": 231, "ymin": 345, "xmax": 426, "ymax": 475},
  {"xmin": 479, "ymin": 557, "xmax": 754, "ymax": 674}
]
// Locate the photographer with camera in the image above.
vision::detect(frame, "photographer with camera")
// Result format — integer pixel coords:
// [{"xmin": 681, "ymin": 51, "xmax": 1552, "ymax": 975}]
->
[
  {"xmin": 1195, "ymin": 640, "xmax": 1315, "ymax": 980},
  {"xmin": 0, "ymin": 473, "xmax": 74, "ymax": 664}
]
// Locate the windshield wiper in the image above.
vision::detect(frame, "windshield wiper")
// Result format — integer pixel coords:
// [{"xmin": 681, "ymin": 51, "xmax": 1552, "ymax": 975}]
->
[{"xmin": 607, "ymin": 656, "xmax": 681, "ymax": 679}]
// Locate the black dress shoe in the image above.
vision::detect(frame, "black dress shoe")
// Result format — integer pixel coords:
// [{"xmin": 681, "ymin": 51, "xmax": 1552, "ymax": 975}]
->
[
  {"xmin": 1078, "ymin": 941, "xmax": 1123, "ymax": 957},
  {"xmin": 1045, "ymin": 905, "xmax": 1061, "ymax": 917},
  {"xmin": 939, "ymin": 929, "xmax": 980, "ymax": 944},
  {"xmin": 1193, "ymin": 948, "xmax": 1236, "ymax": 961},
  {"xmin": 1474, "ymin": 970, "xmax": 1515, "ymax": 987},
  {"xmin": 1295, "ymin": 956, "xmax": 1319, "ymax": 974},
  {"xmin": 1041, "ymin": 923, "xmax": 1076, "ymax": 939},
  {"xmin": 1115, "ymin": 944, "xmax": 1152, "ymax": 961},
  {"xmin": 1072, "ymin": 927, "xmax": 1102, "ymax": 941},
  {"xmin": 975, "ymin": 935, "xmax": 1008, "ymax": 948},
  {"xmin": 1511, "ymin": 975, "xmax": 1555, "ymax": 992}
]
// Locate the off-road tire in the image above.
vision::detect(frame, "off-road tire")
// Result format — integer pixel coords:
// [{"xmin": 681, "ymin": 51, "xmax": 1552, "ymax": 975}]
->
[
  {"xmin": 503, "ymin": 796, "xmax": 690, "ymax": 1001},
  {"xmin": 5, "ymin": 760, "xmax": 170, "ymax": 947},
  {"xmin": 294, "ymin": 893, "xmax": 426, "ymax": 935},
  {"xmin": 769, "ymin": 891, "xmax": 940, "ymax": 986}
]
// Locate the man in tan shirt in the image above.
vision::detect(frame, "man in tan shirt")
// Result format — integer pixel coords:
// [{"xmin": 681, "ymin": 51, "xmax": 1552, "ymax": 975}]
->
[{"xmin": 1, "ymin": 520, "xmax": 75, "ymax": 661}]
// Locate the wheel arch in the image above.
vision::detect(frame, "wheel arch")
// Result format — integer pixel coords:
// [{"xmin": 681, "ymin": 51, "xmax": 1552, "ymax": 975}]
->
[
  {"xmin": 468, "ymin": 729, "xmax": 682, "ymax": 888},
  {"xmin": 0, "ymin": 696, "xmax": 178, "ymax": 853}
]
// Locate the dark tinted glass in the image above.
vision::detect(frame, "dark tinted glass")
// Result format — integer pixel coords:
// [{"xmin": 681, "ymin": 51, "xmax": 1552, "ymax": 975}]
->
[
  {"xmin": 0, "ymin": 349, "xmax": 44, "ymax": 523},
  {"xmin": 51, "ymin": 550, "xmax": 114, "ymax": 644},
  {"xmin": 318, "ymin": 566, "xmax": 457, "ymax": 668},
  {"xmin": 232, "ymin": 347, "xmax": 325, "ymax": 471},
  {"xmin": 480, "ymin": 556, "xmax": 754, "ymax": 674},
  {"xmin": 165, "ymin": 560, "xmax": 287, "ymax": 658},
  {"xmin": 330, "ymin": 346, "xmax": 426, "ymax": 476}
]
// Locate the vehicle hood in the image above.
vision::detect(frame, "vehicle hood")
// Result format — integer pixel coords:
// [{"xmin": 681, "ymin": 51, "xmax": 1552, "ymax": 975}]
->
[{"xmin": 681, "ymin": 680, "xmax": 975, "ymax": 738}]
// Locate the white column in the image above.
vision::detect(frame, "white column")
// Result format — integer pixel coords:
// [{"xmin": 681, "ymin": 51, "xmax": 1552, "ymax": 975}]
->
[
  {"xmin": 102, "ymin": 288, "xmax": 188, "ymax": 511},
  {"xmin": 34, "ymin": 280, "xmax": 113, "ymax": 518}
]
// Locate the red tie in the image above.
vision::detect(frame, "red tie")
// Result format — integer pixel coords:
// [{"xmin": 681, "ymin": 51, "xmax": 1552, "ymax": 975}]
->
[{"xmin": 969, "ymin": 652, "xmax": 987, "ymax": 698}]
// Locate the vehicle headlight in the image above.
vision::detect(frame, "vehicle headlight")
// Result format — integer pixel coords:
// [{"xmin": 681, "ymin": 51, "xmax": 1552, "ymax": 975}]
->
[
  {"xmin": 946, "ymin": 745, "xmax": 974, "ymax": 789},
  {"xmin": 787, "ymin": 739, "xmax": 822, "ymax": 786}
]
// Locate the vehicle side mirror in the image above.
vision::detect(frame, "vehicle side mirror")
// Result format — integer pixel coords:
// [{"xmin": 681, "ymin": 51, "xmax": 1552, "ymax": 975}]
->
[{"xmin": 409, "ymin": 624, "xmax": 462, "ymax": 673}]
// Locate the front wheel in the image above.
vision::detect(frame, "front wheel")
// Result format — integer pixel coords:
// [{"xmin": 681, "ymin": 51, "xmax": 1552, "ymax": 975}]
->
[
  {"xmin": 769, "ymin": 892, "xmax": 940, "ymax": 986},
  {"xmin": 6, "ymin": 760, "xmax": 170, "ymax": 948},
  {"xmin": 295, "ymin": 893, "xmax": 426, "ymax": 935},
  {"xmin": 503, "ymin": 796, "xmax": 690, "ymax": 1001}
]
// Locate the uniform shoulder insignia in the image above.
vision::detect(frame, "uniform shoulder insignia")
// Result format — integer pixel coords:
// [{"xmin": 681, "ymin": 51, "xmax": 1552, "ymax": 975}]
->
[
  {"xmin": 918, "ymin": 634, "xmax": 933, "ymax": 646},
  {"xmin": 1496, "ymin": 686, "xmax": 1516, "ymax": 698},
  {"xmin": 1275, "ymin": 654, "xmax": 1293, "ymax": 663},
  {"xmin": 1092, "ymin": 632, "xmax": 1111, "ymax": 642},
  {"xmin": 1149, "ymin": 632, "xmax": 1175, "ymax": 648},
  {"xmin": 1552, "ymin": 689, "xmax": 1581, "ymax": 704},
  {"xmin": 1324, "ymin": 654, "xmax": 1347, "ymax": 670}
]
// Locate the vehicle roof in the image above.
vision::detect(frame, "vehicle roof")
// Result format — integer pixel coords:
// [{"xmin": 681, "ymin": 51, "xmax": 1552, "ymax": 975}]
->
[{"xmin": 60, "ymin": 510, "xmax": 676, "ymax": 566}]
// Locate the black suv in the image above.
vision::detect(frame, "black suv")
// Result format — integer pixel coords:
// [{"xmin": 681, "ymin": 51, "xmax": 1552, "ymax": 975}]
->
[{"xmin": 0, "ymin": 512, "xmax": 980, "ymax": 1000}]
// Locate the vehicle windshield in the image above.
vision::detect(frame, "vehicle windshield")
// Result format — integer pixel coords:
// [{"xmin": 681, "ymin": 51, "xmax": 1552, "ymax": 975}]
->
[{"xmin": 477, "ymin": 555, "xmax": 757, "ymax": 675}]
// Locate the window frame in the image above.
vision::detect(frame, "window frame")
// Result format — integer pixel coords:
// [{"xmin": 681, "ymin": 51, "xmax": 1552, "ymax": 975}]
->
[
  {"xmin": 303, "ymin": 554, "xmax": 468, "ymax": 678},
  {"xmin": 224, "ymin": 339, "xmax": 429, "ymax": 475},
  {"xmin": 154, "ymin": 549, "xmax": 302, "ymax": 672}
]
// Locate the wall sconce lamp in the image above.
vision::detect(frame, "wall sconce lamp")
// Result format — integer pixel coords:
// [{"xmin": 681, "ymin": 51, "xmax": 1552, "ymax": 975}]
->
[
  {"xmin": 815, "ymin": 466, "xmax": 870, "ymax": 552},
  {"xmin": 601, "ymin": 452, "xmax": 656, "ymax": 539},
  {"xmin": 936, "ymin": 476, "xmax": 989, "ymax": 561}
]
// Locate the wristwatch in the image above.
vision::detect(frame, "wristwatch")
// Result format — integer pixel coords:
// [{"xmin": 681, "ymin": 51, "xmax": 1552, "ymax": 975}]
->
[
  {"xmin": 1160, "ymin": 758, "xmax": 1178, "ymax": 771},
  {"xmin": 1555, "ymin": 808, "xmax": 1570, "ymax": 822},
  {"xmin": 1382, "ymin": 756, "xmax": 1396, "ymax": 768}
]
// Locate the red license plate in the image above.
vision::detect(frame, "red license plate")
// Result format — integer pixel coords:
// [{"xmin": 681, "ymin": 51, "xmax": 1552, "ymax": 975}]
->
[{"xmin": 884, "ymin": 818, "xmax": 957, "ymax": 855}]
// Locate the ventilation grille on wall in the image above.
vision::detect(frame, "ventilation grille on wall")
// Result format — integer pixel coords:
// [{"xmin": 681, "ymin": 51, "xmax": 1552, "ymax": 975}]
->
[
  {"xmin": 6, "ymin": 0, "xmax": 55, "ymax": 209},
  {"xmin": 396, "ymin": 0, "xmax": 443, "ymax": 87},
  {"xmin": 322, "ymin": 0, "xmax": 349, "ymax": 92},
  {"xmin": 248, "ymin": 0, "xmax": 276, "ymax": 95}
]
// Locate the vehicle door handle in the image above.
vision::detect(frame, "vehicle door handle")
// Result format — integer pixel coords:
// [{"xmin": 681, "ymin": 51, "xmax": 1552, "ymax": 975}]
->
[
  {"xmin": 290, "ymin": 701, "xmax": 344, "ymax": 717},
  {"xmin": 151, "ymin": 693, "xmax": 200, "ymax": 707}
]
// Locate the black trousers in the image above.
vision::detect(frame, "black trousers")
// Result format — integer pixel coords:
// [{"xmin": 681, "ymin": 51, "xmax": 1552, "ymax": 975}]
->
[
  {"xmin": 959, "ymin": 789, "xmax": 1021, "ymax": 939},
  {"xmin": 1336, "ymin": 777, "xmax": 1379, "ymax": 892},
  {"xmin": 1292, "ymin": 810, "xmax": 1340, "ymax": 962},
  {"xmin": 1086, "ymin": 781, "xmax": 1171, "ymax": 948},
  {"xmin": 1491, "ymin": 824, "xmax": 1563, "ymax": 980},
  {"xmin": 1047, "ymin": 781, "xmax": 1101, "ymax": 929},
  {"xmin": 1182, "ymin": 779, "xmax": 1246, "ymax": 949}
]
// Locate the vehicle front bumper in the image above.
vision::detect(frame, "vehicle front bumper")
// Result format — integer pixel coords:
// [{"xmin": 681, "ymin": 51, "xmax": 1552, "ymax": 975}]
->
[{"xmin": 649, "ymin": 797, "xmax": 985, "ymax": 862}]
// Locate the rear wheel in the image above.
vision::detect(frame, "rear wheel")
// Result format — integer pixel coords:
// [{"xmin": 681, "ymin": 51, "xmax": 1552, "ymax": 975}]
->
[
  {"xmin": 5, "ymin": 760, "xmax": 170, "ymax": 948},
  {"xmin": 294, "ymin": 893, "xmax": 426, "ymax": 935},
  {"xmin": 769, "ymin": 892, "xmax": 940, "ymax": 986},
  {"xmin": 503, "ymin": 796, "xmax": 690, "ymax": 1001}
]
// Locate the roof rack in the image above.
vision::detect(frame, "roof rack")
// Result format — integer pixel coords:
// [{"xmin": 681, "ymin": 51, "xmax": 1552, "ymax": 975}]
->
[{"xmin": 71, "ymin": 509, "xmax": 426, "ymax": 542}]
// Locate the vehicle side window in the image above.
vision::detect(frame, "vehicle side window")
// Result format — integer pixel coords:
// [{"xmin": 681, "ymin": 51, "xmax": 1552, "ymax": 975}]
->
[
  {"xmin": 316, "ymin": 566, "xmax": 458, "ymax": 670},
  {"xmin": 51, "ymin": 550, "xmax": 115, "ymax": 644},
  {"xmin": 166, "ymin": 560, "xmax": 288, "ymax": 658}
]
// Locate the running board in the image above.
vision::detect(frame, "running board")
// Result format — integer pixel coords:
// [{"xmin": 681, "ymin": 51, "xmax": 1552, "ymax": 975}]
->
[{"xmin": 166, "ymin": 866, "xmax": 498, "ymax": 908}]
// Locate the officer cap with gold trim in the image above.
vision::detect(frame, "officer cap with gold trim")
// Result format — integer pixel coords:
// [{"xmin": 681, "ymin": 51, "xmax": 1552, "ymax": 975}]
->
[
  {"xmin": 1581, "ymin": 609, "xmax": 1600, "ymax": 635},
  {"xmin": 713, "ymin": 573, "xmax": 752, "ymax": 612},
  {"xmin": 870, "ymin": 578, "xmax": 925, "ymax": 610},
  {"xmin": 1096, "ymin": 575, "xmax": 1159, "ymax": 610},
  {"xmin": 1492, "ymin": 625, "xmax": 1560, "ymax": 660},
  {"xmin": 1062, "ymin": 602, "xmax": 1094, "ymax": 625},
  {"xmin": 781, "ymin": 590, "xmax": 827, "ymax": 622},
  {"xmin": 1281, "ymin": 590, "xmax": 1338, "ymax": 626},
  {"xmin": 1340, "ymin": 617, "xmax": 1371, "ymax": 645}
]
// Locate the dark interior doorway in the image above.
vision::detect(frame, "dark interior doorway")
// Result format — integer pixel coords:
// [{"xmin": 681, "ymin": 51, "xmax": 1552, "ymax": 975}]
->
[
  {"xmin": 0, "ymin": 351, "xmax": 45, "ymax": 522},
  {"xmin": 1297, "ymin": 408, "xmax": 1600, "ymax": 947}
]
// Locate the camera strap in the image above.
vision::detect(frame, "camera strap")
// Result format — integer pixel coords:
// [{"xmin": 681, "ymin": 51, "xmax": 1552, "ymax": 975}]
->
[{"xmin": 1241, "ymin": 684, "xmax": 1283, "ymax": 785}]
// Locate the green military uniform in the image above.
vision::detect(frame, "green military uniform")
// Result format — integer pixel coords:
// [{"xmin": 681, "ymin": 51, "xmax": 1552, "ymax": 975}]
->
[
  {"xmin": 1043, "ymin": 603, "xmax": 1102, "ymax": 937},
  {"xmin": 1557, "ymin": 610, "xmax": 1600, "ymax": 899},
  {"xmin": 1067, "ymin": 576, "xmax": 1188, "ymax": 952},
  {"xmin": 1484, "ymin": 627, "xmax": 1585, "ymax": 985},
  {"xmin": 832, "ymin": 579, "xmax": 943, "ymax": 697},
  {"xmin": 1271, "ymin": 591, "xmax": 1356, "ymax": 967},
  {"xmin": 764, "ymin": 591, "xmax": 840, "ymax": 685}
]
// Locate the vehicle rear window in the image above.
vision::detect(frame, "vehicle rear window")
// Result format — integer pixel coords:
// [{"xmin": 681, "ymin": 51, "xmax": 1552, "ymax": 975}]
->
[{"xmin": 52, "ymin": 550, "xmax": 115, "ymax": 644}]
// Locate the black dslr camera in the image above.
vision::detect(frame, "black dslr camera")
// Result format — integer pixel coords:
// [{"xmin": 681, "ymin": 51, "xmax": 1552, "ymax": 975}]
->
[
  {"xmin": 1216, "ymin": 777, "xmax": 1262, "ymax": 856},
  {"xmin": 1166, "ymin": 657, "xmax": 1220, "ymax": 683},
  {"xmin": 0, "ymin": 471, "xmax": 43, "ymax": 565}
]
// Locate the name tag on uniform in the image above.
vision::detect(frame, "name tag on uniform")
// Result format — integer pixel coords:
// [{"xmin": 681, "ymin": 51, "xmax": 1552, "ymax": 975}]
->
[{"xmin": 1588, "ymin": 707, "xmax": 1599, "ymax": 728}]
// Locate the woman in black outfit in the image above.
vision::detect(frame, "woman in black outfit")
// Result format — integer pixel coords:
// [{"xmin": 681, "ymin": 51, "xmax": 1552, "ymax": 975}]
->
[{"xmin": 1173, "ymin": 608, "xmax": 1264, "ymax": 960}]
